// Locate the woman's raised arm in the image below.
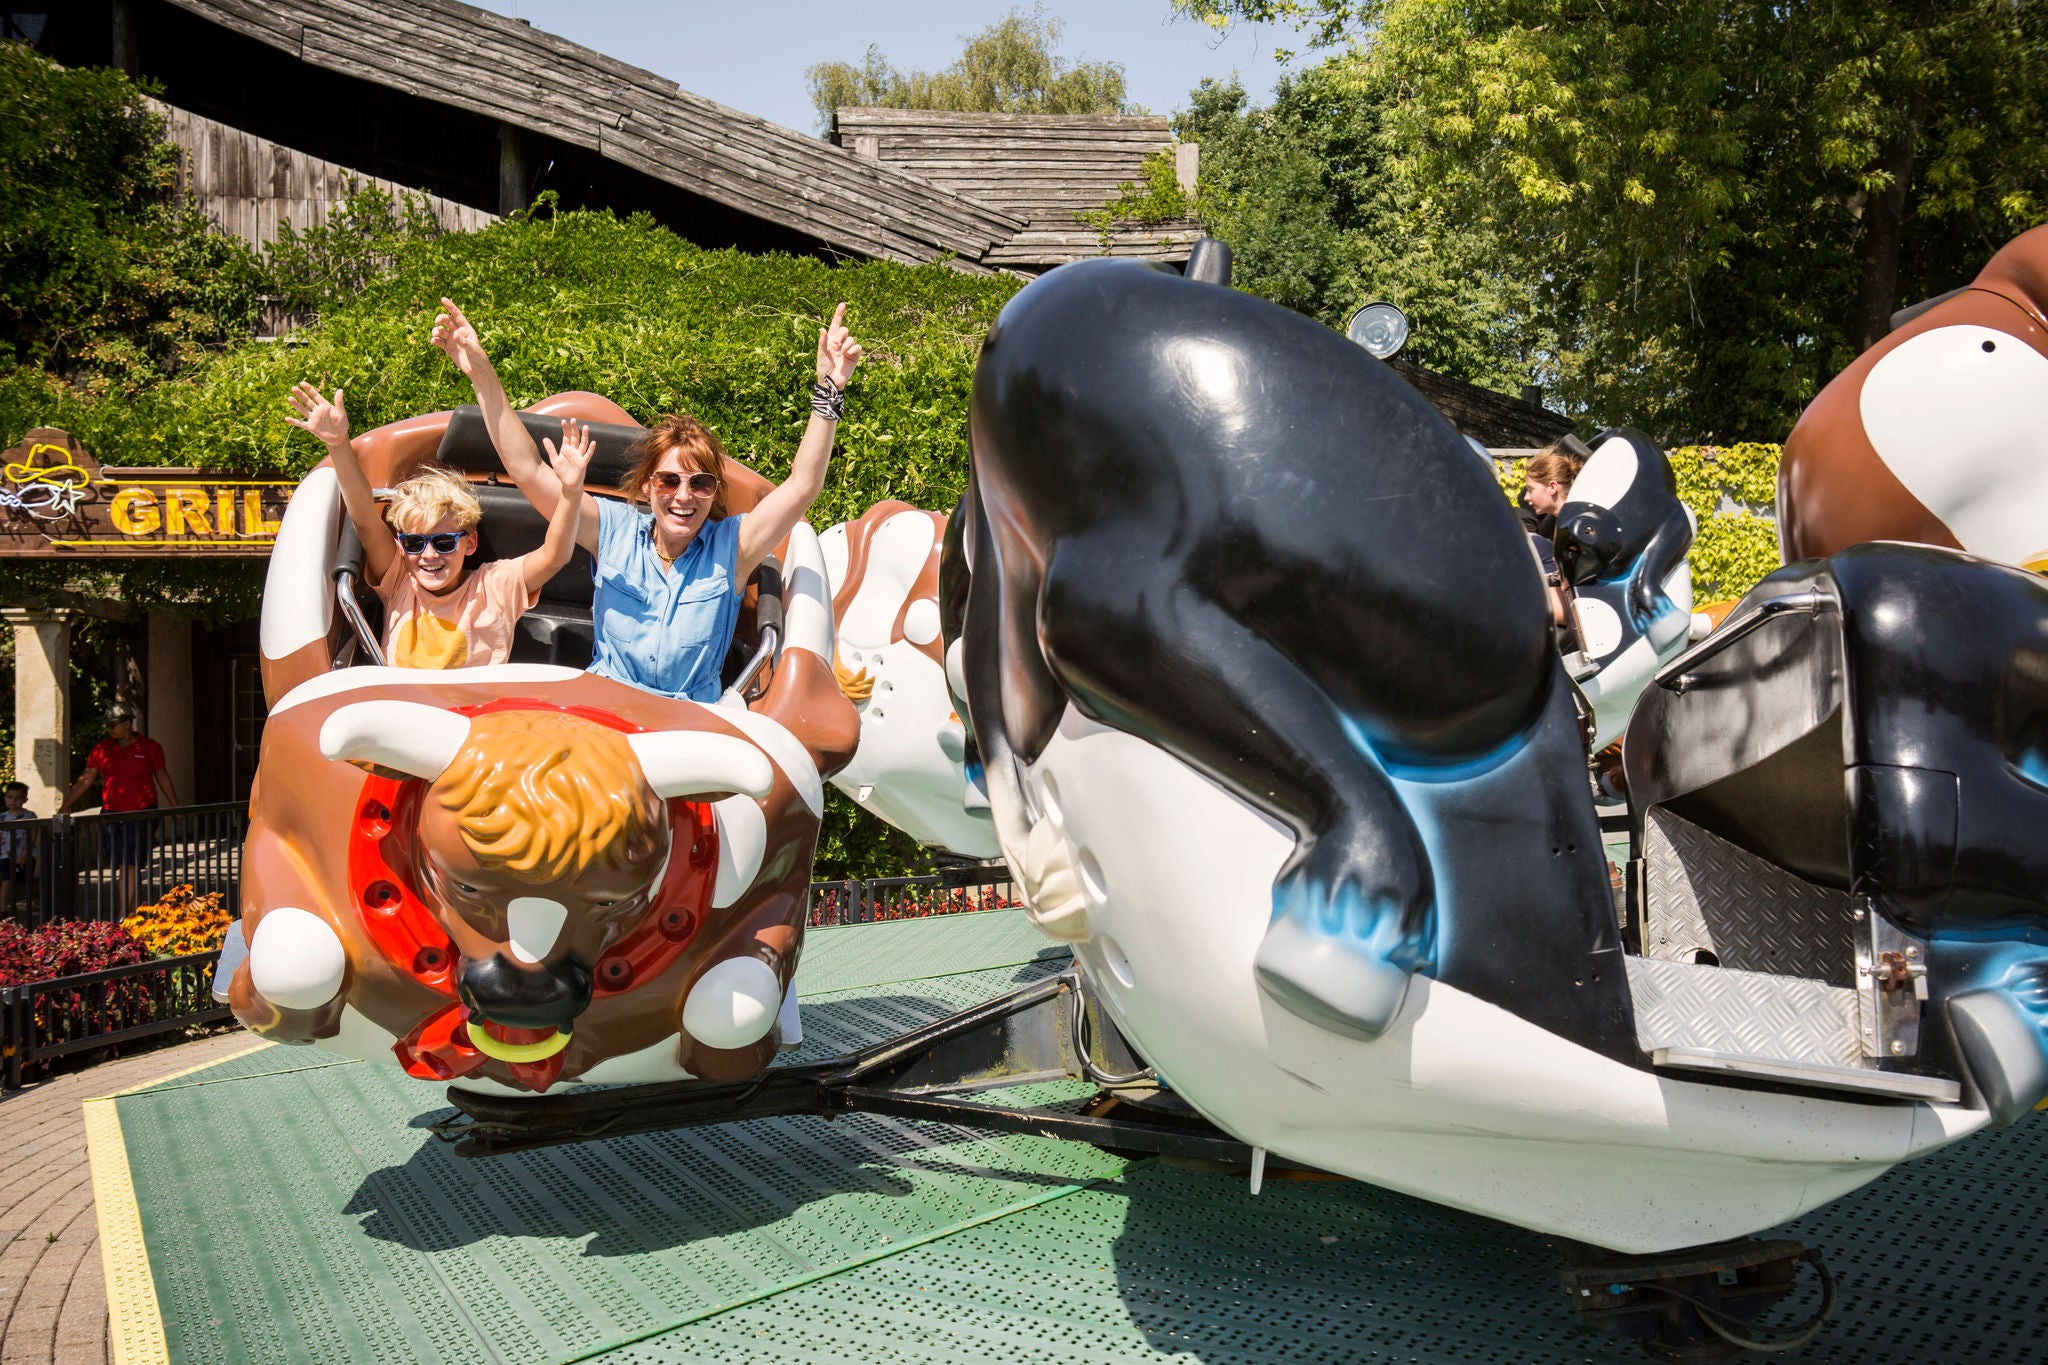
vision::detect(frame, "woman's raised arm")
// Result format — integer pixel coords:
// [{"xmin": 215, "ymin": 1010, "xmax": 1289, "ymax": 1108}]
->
[
  {"xmin": 431, "ymin": 297, "xmax": 600, "ymax": 555},
  {"xmin": 737, "ymin": 303, "xmax": 863, "ymax": 582}
]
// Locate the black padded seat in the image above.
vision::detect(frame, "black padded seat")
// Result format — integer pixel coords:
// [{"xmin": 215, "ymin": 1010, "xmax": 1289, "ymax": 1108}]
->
[
  {"xmin": 436, "ymin": 405, "xmax": 646, "ymax": 487},
  {"xmin": 466, "ymin": 483, "xmax": 596, "ymax": 667}
]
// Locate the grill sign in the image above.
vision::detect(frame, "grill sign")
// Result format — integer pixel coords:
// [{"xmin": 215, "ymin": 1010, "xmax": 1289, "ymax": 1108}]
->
[{"xmin": 0, "ymin": 428, "xmax": 294, "ymax": 557}]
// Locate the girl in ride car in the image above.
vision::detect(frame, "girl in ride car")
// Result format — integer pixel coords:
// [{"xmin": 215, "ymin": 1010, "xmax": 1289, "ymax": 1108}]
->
[
  {"xmin": 286, "ymin": 383, "xmax": 593, "ymax": 669},
  {"xmin": 428, "ymin": 297, "xmax": 863, "ymax": 703}
]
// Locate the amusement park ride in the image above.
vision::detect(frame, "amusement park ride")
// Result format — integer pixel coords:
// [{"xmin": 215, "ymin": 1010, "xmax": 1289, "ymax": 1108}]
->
[{"xmin": 218, "ymin": 228, "xmax": 2048, "ymax": 1358}]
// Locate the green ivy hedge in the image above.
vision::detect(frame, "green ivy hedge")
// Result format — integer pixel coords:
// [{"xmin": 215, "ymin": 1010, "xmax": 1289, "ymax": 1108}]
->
[
  {"xmin": 1, "ymin": 208, "xmax": 1021, "ymax": 533},
  {"xmin": 1497, "ymin": 442, "xmax": 1784, "ymax": 603}
]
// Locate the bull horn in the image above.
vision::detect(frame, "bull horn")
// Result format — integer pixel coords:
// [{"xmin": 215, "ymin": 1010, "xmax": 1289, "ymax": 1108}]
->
[
  {"xmin": 627, "ymin": 732, "xmax": 775, "ymax": 800},
  {"xmin": 319, "ymin": 700, "xmax": 472, "ymax": 779}
]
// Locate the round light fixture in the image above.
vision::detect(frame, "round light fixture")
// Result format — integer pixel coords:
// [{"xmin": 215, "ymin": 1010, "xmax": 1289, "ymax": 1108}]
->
[{"xmin": 1347, "ymin": 301, "xmax": 1410, "ymax": 360}]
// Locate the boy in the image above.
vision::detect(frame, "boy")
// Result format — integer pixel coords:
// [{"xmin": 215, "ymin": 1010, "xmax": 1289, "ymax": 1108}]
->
[
  {"xmin": 286, "ymin": 383, "xmax": 593, "ymax": 668},
  {"xmin": 0, "ymin": 780, "xmax": 35, "ymax": 921}
]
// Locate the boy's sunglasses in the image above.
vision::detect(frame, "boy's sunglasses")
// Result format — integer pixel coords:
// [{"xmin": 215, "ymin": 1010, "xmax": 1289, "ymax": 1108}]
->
[
  {"xmin": 650, "ymin": 471, "xmax": 719, "ymax": 497},
  {"xmin": 397, "ymin": 532, "xmax": 466, "ymax": 555}
]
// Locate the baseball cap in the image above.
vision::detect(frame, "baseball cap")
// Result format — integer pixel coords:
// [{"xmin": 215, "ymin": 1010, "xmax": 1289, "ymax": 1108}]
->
[{"xmin": 105, "ymin": 702, "xmax": 136, "ymax": 722}]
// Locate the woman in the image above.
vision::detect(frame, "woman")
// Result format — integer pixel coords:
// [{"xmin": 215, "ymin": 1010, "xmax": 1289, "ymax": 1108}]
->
[
  {"xmin": 431, "ymin": 297, "xmax": 863, "ymax": 702},
  {"xmin": 1519, "ymin": 438, "xmax": 1588, "ymax": 632},
  {"xmin": 1519, "ymin": 440, "xmax": 1587, "ymax": 541}
]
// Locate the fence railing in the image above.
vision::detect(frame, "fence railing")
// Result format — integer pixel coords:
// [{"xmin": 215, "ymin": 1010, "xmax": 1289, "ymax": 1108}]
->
[
  {"xmin": 806, "ymin": 862, "xmax": 1019, "ymax": 927},
  {"xmin": 1, "ymin": 950, "xmax": 229, "ymax": 1088},
  {"xmin": 0, "ymin": 862, "xmax": 1019, "ymax": 1089},
  {"xmin": 3, "ymin": 803, "xmax": 245, "ymax": 926}
]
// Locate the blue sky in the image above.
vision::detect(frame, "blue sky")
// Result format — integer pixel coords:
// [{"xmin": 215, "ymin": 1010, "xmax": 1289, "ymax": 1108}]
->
[{"xmin": 467, "ymin": 1, "xmax": 1298, "ymax": 134}]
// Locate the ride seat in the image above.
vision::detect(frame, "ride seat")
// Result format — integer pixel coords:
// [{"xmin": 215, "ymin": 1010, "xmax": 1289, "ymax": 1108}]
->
[{"xmin": 1616, "ymin": 543, "xmax": 2048, "ymax": 1103}]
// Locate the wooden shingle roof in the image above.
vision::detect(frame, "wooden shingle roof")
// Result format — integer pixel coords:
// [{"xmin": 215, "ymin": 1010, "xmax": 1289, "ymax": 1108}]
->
[
  {"xmin": 833, "ymin": 107, "xmax": 1202, "ymax": 270},
  {"xmin": 159, "ymin": 0, "xmax": 1025, "ymax": 266}
]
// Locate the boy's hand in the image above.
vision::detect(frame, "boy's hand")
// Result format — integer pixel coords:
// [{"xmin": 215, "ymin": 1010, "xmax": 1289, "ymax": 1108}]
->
[
  {"xmin": 542, "ymin": 419, "xmax": 594, "ymax": 493},
  {"xmin": 284, "ymin": 383, "xmax": 350, "ymax": 447},
  {"xmin": 430, "ymin": 297, "xmax": 489, "ymax": 379},
  {"xmin": 815, "ymin": 302, "xmax": 864, "ymax": 390}
]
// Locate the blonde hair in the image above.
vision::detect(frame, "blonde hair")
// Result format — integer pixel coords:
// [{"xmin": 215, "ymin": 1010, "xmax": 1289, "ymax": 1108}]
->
[
  {"xmin": 384, "ymin": 466, "xmax": 482, "ymax": 534},
  {"xmin": 431, "ymin": 710, "xmax": 667, "ymax": 883}
]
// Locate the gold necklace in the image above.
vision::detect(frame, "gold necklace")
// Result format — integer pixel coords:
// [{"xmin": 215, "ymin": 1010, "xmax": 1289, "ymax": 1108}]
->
[{"xmin": 651, "ymin": 532, "xmax": 681, "ymax": 564}]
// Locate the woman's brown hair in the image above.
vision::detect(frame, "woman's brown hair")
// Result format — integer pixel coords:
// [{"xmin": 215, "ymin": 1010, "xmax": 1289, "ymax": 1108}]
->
[
  {"xmin": 1524, "ymin": 438, "xmax": 1587, "ymax": 491},
  {"xmin": 624, "ymin": 414, "xmax": 730, "ymax": 519}
]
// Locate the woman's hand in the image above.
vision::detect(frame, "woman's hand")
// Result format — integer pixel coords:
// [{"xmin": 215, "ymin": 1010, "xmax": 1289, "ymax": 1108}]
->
[
  {"xmin": 430, "ymin": 297, "xmax": 489, "ymax": 380},
  {"xmin": 542, "ymin": 419, "xmax": 594, "ymax": 495},
  {"xmin": 815, "ymin": 301, "xmax": 864, "ymax": 389},
  {"xmin": 284, "ymin": 383, "xmax": 350, "ymax": 449}
]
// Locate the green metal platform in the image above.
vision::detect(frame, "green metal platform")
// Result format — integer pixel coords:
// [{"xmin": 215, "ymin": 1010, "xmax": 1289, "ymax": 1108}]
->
[{"xmin": 93, "ymin": 910, "xmax": 2048, "ymax": 1363}]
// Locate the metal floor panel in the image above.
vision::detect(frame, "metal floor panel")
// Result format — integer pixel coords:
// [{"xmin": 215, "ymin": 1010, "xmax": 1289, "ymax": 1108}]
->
[
  {"xmin": 101, "ymin": 910, "xmax": 2048, "ymax": 1364},
  {"xmin": 1643, "ymin": 807, "xmax": 1856, "ymax": 983}
]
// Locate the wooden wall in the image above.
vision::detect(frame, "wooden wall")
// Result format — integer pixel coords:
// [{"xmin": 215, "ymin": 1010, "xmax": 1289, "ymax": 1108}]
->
[
  {"xmin": 156, "ymin": 0, "xmax": 1023, "ymax": 268},
  {"xmin": 833, "ymin": 108, "xmax": 1201, "ymax": 271},
  {"xmin": 152, "ymin": 98, "xmax": 497, "ymax": 253}
]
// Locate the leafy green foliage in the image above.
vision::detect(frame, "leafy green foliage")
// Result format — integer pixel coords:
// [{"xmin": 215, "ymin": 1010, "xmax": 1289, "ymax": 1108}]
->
[
  {"xmin": 1165, "ymin": 69, "xmax": 1536, "ymax": 392},
  {"xmin": 813, "ymin": 789, "xmax": 935, "ymax": 881},
  {"xmin": 264, "ymin": 180, "xmax": 449, "ymax": 315},
  {"xmin": 807, "ymin": 6, "xmax": 1132, "ymax": 129},
  {"xmin": 40, "ymin": 209, "xmax": 1018, "ymax": 535},
  {"xmin": 1178, "ymin": 0, "xmax": 2048, "ymax": 444},
  {"xmin": 0, "ymin": 43, "xmax": 263, "ymax": 397}
]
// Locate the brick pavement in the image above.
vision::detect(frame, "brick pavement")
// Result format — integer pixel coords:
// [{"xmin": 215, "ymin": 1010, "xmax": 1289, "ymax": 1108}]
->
[{"xmin": 0, "ymin": 1031, "xmax": 257, "ymax": 1365}]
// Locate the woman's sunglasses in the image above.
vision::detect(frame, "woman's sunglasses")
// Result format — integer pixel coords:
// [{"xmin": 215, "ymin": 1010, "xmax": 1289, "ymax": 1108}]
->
[
  {"xmin": 650, "ymin": 471, "xmax": 719, "ymax": 497},
  {"xmin": 397, "ymin": 531, "xmax": 466, "ymax": 555}
]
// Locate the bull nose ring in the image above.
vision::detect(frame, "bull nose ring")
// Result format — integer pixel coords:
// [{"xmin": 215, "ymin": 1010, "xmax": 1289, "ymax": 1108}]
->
[{"xmin": 467, "ymin": 1027, "xmax": 571, "ymax": 1064}]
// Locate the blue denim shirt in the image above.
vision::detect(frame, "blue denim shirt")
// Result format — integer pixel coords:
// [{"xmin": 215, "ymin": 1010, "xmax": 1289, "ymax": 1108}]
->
[{"xmin": 589, "ymin": 497, "xmax": 744, "ymax": 703}]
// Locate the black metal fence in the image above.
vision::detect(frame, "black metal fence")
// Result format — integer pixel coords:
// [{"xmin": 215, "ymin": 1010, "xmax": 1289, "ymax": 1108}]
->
[
  {"xmin": 0, "ymin": 861, "xmax": 1020, "ymax": 1089},
  {"xmin": 1, "ymin": 950, "xmax": 229, "ymax": 1088},
  {"xmin": 806, "ymin": 862, "xmax": 1019, "ymax": 927},
  {"xmin": 3, "ymin": 803, "xmax": 245, "ymax": 926}
]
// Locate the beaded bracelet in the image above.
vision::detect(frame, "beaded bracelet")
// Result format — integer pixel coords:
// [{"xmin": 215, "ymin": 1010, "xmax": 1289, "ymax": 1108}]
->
[{"xmin": 810, "ymin": 379, "xmax": 845, "ymax": 421}]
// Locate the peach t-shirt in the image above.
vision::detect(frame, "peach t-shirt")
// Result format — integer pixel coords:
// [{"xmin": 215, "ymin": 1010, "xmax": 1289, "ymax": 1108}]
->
[{"xmin": 373, "ymin": 556, "xmax": 537, "ymax": 669}]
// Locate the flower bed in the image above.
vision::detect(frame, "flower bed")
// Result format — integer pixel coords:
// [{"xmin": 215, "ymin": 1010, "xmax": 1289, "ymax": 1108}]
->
[{"xmin": 0, "ymin": 886, "xmax": 236, "ymax": 1086}]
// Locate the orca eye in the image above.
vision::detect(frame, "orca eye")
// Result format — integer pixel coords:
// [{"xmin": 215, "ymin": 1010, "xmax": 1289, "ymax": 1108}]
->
[{"xmin": 1984, "ymin": 339, "xmax": 1998, "ymax": 353}]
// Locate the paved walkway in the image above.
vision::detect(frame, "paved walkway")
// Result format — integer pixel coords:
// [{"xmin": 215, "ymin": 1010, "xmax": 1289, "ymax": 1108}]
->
[{"xmin": 0, "ymin": 1031, "xmax": 254, "ymax": 1365}]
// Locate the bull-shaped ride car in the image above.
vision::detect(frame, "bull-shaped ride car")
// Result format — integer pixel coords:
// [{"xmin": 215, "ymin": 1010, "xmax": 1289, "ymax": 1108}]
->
[
  {"xmin": 819, "ymin": 499, "xmax": 998, "ymax": 858},
  {"xmin": 228, "ymin": 392, "xmax": 857, "ymax": 1093}
]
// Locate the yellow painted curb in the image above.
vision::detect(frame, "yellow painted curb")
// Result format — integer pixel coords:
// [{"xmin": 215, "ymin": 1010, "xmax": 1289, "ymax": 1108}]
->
[{"xmin": 84, "ymin": 1097, "xmax": 169, "ymax": 1365}]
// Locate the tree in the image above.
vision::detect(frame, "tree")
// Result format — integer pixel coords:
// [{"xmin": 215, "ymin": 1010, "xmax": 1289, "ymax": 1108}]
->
[
  {"xmin": 1177, "ymin": 1, "xmax": 2048, "ymax": 442},
  {"xmin": 806, "ymin": 6, "xmax": 1133, "ymax": 130},
  {"xmin": 1171, "ymin": 66, "xmax": 1533, "ymax": 391},
  {"xmin": 0, "ymin": 42, "xmax": 262, "ymax": 398}
]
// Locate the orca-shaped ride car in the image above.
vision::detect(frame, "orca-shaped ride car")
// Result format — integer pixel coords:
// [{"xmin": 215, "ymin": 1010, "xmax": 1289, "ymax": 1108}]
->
[{"xmin": 945, "ymin": 250, "xmax": 2048, "ymax": 1253}]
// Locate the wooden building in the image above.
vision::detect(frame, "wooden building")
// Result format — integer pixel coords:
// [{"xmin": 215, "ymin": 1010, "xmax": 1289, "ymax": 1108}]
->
[
  {"xmin": 832, "ymin": 108, "xmax": 1201, "ymax": 272},
  {"xmin": 152, "ymin": 98, "xmax": 496, "ymax": 254}
]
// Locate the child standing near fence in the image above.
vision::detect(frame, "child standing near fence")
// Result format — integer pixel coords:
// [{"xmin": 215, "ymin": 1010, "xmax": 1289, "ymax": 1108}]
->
[
  {"xmin": 0, "ymin": 781, "xmax": 34, "ymax": 922},
  {"xmin": 286, "ymin": 383, "xmax": 596, "ymax": 668}
]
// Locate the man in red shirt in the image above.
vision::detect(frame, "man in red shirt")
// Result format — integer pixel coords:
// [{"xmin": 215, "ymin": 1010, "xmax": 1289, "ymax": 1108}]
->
[{"xmin": 60, "ymin": 703, "xmax": 180, "ymax": 914}]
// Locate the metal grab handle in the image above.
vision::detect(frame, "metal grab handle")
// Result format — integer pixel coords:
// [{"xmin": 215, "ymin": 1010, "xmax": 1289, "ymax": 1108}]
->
[
  {"xmin": 1655, "ymin": 589, "xmax": 1832, "ymax": 693},
  {"xmin": 335, "ymin": 571, "xmax": 387, "ymax": 667}
]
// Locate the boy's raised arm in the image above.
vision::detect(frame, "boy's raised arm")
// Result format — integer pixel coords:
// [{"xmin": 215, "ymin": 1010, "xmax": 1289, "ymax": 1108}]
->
[
  {"xmin": 432, "ymin": 298, "xmax": 599, "ymax": 554},
  {"xmin": 522, "ymin": 420, "xmax": 593, "ymax": 596},
  {"xmin": 286, "ymin": 383, "xmax": 395, "ymax": 583}
]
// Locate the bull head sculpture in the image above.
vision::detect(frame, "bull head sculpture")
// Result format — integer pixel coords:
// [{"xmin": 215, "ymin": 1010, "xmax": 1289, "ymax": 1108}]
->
[{"xmin": 231, "ymin": 672, "xmax": 841, "ymax": 1092}]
